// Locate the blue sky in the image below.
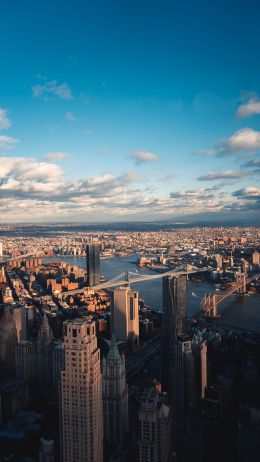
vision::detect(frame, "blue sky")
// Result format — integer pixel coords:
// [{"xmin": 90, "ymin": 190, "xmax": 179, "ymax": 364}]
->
[{"xmin": 0, "ymin": 0, "xmax": 260, "ymax": 222}]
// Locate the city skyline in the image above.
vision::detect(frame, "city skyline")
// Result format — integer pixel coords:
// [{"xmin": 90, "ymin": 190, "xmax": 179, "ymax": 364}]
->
[{"xmin": 0, "ymin": 1, "xmax": 260, "ymax": 223}]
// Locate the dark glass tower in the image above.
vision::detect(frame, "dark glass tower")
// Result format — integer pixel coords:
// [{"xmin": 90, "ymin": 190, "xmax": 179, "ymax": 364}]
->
[
  {"xmin": 161, "ymin": 275, "xmax": 187, "ymax": 397},
  {"xmin": 86, "ymin": 244, "xmax": 100, "ymax": 287}
]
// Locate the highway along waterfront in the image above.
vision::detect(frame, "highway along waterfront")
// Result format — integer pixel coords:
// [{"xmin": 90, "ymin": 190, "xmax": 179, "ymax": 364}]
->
[{"xmin": 43, "ymin": 255, "xmax": 260, "ymax": 333}]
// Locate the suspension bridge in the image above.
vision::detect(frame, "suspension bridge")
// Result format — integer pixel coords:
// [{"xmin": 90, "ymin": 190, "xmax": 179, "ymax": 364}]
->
[
  {"xmin": 59, "ymin": 264, "xmax": 209, "ymax": 296},
  {"xmin": 194, "ymin": 272, "xmax": 260, "ymax": 318},
  {"xmin": 0, "ymin": 253, "xmax": 37, "ymax": 264}
]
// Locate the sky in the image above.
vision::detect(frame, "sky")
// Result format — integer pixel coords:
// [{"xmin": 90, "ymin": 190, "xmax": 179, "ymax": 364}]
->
[{"xmin": 0, "ymin": 0, "xmax": 260, "ymax": 223}]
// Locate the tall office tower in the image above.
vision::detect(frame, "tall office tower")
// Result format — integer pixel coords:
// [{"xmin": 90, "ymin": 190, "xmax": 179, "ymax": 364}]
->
[
  {"xmin": 86, "ymin": 244, "xmax": 100, "ymax": 287},
  {"xmin": 111, "ymin": 287, "xmax": 139, "ymax": 347},
  {"xmin": 172, "ymin": 335, "xmax": 194, "ymax": 438},
  {"xmin": 192, "ymin": 337, "xmax": 207, "ymax": 400},
  {"xmin": 0, "ymin": 241, "xmax": 3, "ymax": 256},
  {"xmin": 51, "ymin": 340, "xmax": 65, "ymax": 401},
  {"xmin": 0, "ymin": 307, "xmax": 17, "ymax": 373},
  {"xmin": 137, "ymin": 387, "xmax": 172, "ymax": 462},
  {"xmin": 161, "ymin": 275, "xmax": 186, "ymax": 395},
  {"xmin": 60, "ymin": 318, "xmax": 103, "ymax": 462},
  {"xmin": 102, "ymin": 334, "xmax": 128, "ymax": 449},
  {"xmin": 16, "ymin": 339, "xmax": 36, "ymax": 383},
  {"xmin": 36, "ymin": 313, "xmax": 52, "ymax": 390},
  {"xmin": 252, "ymin": 250, "xmax": 260, "ymax": 265}
]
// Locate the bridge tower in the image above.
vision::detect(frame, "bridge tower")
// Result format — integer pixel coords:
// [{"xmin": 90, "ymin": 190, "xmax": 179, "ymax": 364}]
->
[
  {"xmin": 202, "ymin": 294, "xmax": 217, "ymax": 317},
  {"xmin": 124, "ymin": 271, "xmax": 130, "ymax": 287},
  {"xmin": 236, "ymin": 273, "xmax": 246, "ymax": 294},
  {"xmin": 211, "ymin": 294, "xmax": 217, "ymax": 317}
]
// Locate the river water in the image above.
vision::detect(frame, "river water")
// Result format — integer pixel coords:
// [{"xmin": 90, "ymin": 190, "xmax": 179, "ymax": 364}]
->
[{"xmin": 43, "ymin": 255, "xmax": 260, "ymax": 332}]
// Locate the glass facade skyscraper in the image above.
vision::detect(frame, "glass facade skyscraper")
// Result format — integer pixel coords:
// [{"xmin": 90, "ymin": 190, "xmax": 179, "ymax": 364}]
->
[
  {"xmin": 161, "ymin": 275, "xmax": 187, "ymax": 397},
  {"xmin": 86, "ymin": 244, "xmax": 100, "ymax": 287}
]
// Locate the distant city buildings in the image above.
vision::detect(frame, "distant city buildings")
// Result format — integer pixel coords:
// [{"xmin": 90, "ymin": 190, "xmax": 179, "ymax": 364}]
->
[
  {"xmin": 111, "ymin": 287, "xmax": 139, "ymax": 347},
  {"xmin": 86, "ymin": 244, "xmax": 101, "ymax": 287},
  {"xmin": 60, "ymin": 318, "xmax": 103, "ymax": 462}
]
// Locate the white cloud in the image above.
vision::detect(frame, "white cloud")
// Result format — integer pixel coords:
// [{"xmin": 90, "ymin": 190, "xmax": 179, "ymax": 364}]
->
[
  {"xmin": 44, "ymin": 151, "xmax": 71, "ymax": 162},
  {"xmin": 0, "ymin": 109, "xmax": 11, "ymax": 129},
  {"xmin": 197, "ymin": 170, "xmax": 251, "ymax": 181},
  {"xmin": 0, "ymin": 135, "xmax": 19, "ymax": 151},
  {"xmin": 65, "ymin": 111, "xmax": 75, "ymax": 122},
  {"xmin": 233, "ymin": 187, "xmax": 260, "ymax": 198},
  {"xmin": 129, "ymin": 150, "xmax": 160, "ymax": 164},
  {"xmin": 236, "ymin": 95, "xmax": 260, "ymax": 118},
  {"xmin": 217, "ymin": 128, "xmax": 260, "ymax": 155},
  {"xmin": 32, "ymin": 80, "xmax": 73, "ymax": 100}
]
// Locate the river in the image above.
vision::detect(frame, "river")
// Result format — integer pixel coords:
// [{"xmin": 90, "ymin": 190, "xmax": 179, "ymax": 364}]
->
[{"xmin": 43, "ymin": 255, "xmax": 260, "ymax": 332}]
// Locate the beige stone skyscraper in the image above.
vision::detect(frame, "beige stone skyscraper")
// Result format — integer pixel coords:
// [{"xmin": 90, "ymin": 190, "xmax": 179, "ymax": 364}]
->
[
  {"xmin": 60, "ymin": 318, "xmax": 103, "ymax": 462},
  {"xmin": 111, "ymin": 287, "xmax": 139, "ymax": 347}
]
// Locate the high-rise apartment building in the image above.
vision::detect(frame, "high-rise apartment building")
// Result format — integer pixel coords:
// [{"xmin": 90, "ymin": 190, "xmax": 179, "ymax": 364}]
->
[
  {"xmin": 86, "ymin": 244, "xmax": 100, "ymax": 287},
  {"xmin": 111, "ymin": 287, "xmax": 139, "ymax": 347},
  {"xmin": 161, "ymin": 275, "xmax": 186, "ymax": 394},
  {"xmin": 137, "ymin": 387, "xmax": 172, "ymax": 462},
  {"xmin": 102, "ymin": 334, "xmax": 128, "ymax": 449},
  {"xmin": 60, "ymin": 318, "xmax": 103, "ymax": 462}
]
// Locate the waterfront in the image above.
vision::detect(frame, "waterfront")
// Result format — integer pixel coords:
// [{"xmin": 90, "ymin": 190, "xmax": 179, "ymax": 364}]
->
[{"xmin": 43, "ymin": 255, "xmax": 260, "ymax": 332}]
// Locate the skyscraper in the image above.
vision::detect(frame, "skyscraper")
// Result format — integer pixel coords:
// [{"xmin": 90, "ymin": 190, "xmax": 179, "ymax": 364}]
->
[
  {"xmin": 0, "ymin": 306, "xmax": 18, "ymax": 373},
  {"xmin": 111, "ymin": 287, "xmax": 139, "ymax": 347},
  {"xmin": 137, "ymin": 387, "xmax": 172, "ymax": 462},
  {"xmin": 102, "ymin": 334, "xmax": 128, "ymax": 449},
  {"xmin": 192, "ymin": 337, "xmax": 207, "ymax": 400},
  {"xmin": 172, "ymin": 335, "xmax": 194, "ymax": 437},
  {"xmin": 161, "ymin": 275, "xmax": 186, "ymax": 394},
  {"xmin": 60, "ymin": 318, "xmax": 103, "ymax": 462},
  {"xmin": 86, "ymin": 244, "xmax": 100, "ymax": 287}
]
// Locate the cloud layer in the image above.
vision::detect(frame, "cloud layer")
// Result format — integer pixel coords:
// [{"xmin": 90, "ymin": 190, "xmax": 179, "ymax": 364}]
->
[{"xmin": 0, "ymin": 156, "xmax": 259, "ymax": 222}]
